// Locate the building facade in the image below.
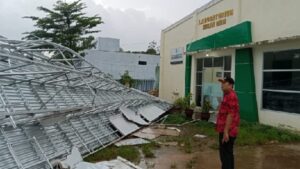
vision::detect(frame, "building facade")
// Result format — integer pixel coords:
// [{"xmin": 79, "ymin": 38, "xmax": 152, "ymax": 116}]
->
[
  {"xmin": 159, "ymin": 0, "xmax": 300, "ymax": 130},
  {"xmin": 85, "ymin": 37, "xmax": 160, "ymax": 91}
]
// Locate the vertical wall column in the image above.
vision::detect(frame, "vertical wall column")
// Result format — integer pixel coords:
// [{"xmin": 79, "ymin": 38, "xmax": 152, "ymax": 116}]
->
[
  {"xmin": 185, "ymin": 55, "xmax": 192, "ymax": 97},
  {"xmin": 235, "ymin": 48, "xmax": 258, "ymax": 122}
]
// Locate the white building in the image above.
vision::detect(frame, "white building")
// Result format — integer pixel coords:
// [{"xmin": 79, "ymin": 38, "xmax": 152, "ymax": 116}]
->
[
  {"xmin": 85, "ymin": 37, "xmax": 160, "ymax": 91},
  {"xmin": 96, "ymin": 37, "xmax": 120, "ymax": 52},
  {"xmin": 159, "ymin": 0, "xmax": 300, "ymax": 130}
]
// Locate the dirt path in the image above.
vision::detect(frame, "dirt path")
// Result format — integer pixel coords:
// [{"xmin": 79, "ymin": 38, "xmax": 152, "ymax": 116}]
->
[{"xmin": 139, "ymin": 144, "xmax": 300, "ymax": 169}]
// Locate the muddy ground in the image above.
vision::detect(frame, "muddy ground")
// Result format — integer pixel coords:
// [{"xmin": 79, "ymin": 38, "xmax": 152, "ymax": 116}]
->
[
  {"xmin": 137, "ymin": 124, "xmax": 300, "ymax": 169},
  {"xmin": 139, "ymin": 143, "xmax": 300, "ymax": 169},
  {"xmin": 84, "ymin": 121, "xmax": 300, "ymax": 169}
]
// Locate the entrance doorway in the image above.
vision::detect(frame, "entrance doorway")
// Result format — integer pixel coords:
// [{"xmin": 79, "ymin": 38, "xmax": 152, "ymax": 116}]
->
[
  {"xmin": 202, "ymin": 67, "xmax": 223, "ymax": 110},
  {"xmin": 195, "ymin": 56, "xmax": 232, "ymax": 107}
]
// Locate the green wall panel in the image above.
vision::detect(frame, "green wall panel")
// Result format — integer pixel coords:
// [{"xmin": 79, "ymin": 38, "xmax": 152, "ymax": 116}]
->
[
  {"xmin": 235, "ymin": 64, "xmax": 255, "ymax": 93},
  {"xmin": 187, "ymin": 21, "xmax": 252, "ymax": 53},
  {"xmin": 235, "ymin": 48, "xmax": 254, "ymax": 63},
  {"xmin": 237, "ymin": 93, "xmax": 259, "ymax": 122},
  {"xmin": 185, "ymin": 55, "xmax": 192, "ymax": 97},
  {"xmin": 235, "ymin": 48, "xmax": 259, "ymax": 122}
]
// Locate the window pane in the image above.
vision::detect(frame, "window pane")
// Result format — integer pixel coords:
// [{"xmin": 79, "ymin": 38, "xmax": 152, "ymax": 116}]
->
[
  {"xmin": 138, "ymin": 61, "xmax": 147, "ymax": 65},
  {"xmin": 224, "ymin": 72, "xmax": 231, "ymax": 78},
  {"xmin": 196, "ymin": 72, "xmax": 202, "ymax": 85},
  {"xmin": 213, "ymin": 57, "xmax": 223, "ymax": 67},
  {"xmin": 197, "ymin": 59, "xmax": 203, "ymax": 71},
  {"xmin": 204, "ymin": 58, "xmax": 213, "ymax": 67},
  {"xmin": 224, "ymin": 56, "xmax": 232, "ymax": 71},
  {"xmin": 264, "ymin": 49, "xmax": 300, "ymax": 70},
  {"xmin": 196, "ymin": 86, "xmax": 202, "ymax": 106},
  {"xmin": 263, "ymin": 72, "xmax": 300, "ymax": 91},
  {"xmin": 263, "ymin": 91, "xmax": 300, "ymax": 114}
]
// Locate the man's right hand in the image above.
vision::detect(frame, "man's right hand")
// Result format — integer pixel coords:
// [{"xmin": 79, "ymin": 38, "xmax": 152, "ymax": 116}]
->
[{"xmin": 222, "ymin": 131, "xmax": 229, "ymax": 143}]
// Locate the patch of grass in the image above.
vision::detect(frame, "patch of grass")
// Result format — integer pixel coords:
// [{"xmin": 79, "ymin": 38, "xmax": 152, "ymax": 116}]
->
[
  {"xmin": 237, "ymin": 121, "xmax": 300, "ymax": 146},
  {"xmin": 163, "ymin": 112, "xmax": 300, "ymax": 152},
  {"xmin": 140, "ymin": 141, "xmax": 160, "ymax": 158},
  {"xmin": 142, "ymin": 145, "xmax": 155, "ymax": 158},
  {"xmin": 194, "ymin": 120, "xmax": 300, "ymax": 146},
  {"xmin": 194, "ymin": 121, "xmax": 218, "ymax": 137},
  {"xmin": 156, "ymin": 134, "xmax": 193, "ymax": 153},
  {"xmin": 164, "ymin": 113, "xmax": 189, "ymax": 125},
  {"xmin": 157, "ymin": 134, "xmax": 194, "ymax": 153},
  {"xmin": 84, "ymin": 146, "xmax": 140, "ymax": 163},
  {"xmin": 182, "ymin": 137, "xmax": 193, "ymax": 153}
]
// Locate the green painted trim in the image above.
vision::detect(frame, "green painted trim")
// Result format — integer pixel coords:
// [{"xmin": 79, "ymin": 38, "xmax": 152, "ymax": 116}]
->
[
  {"xmin": 185, "ymin": 55, "xmax": 192, "ymax": 97},
  {"xmin": 187, "ymin": 21, "xmax": 252, "ymax": 53},
  {"xmin": 235, "ymin": 48, "xmax": 259, "ymax": 122}
]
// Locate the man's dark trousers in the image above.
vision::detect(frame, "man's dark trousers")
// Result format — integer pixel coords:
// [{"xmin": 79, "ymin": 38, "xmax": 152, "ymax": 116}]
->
[{"xmin": 219, "ymin": 133, "xmax": 236, "ymax": 169}]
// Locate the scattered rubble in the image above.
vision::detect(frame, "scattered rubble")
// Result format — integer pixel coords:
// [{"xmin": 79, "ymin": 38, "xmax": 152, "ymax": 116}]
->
[
  {"xmin": 115, "ymin": 138, "xmax": 150, "ymax": 147},
  {"xmin": 133, "ymin": 126, "xmax": 180, "ymax": 140},
  {"xmin": 194, "ymin": 134, "xmax": 207, "ymax": 139}
]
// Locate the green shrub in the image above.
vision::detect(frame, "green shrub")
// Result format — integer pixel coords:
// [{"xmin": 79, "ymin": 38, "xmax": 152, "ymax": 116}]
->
[
  {"xmin": 140, "ymin": 142, "xmax": 160, "ymax": 158},
  {"xmin": 164, "ymin": 113, "xmax": 190, "ymax": 125}
]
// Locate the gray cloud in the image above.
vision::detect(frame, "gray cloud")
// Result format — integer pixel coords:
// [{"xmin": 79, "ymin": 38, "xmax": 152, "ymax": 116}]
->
[{"xmin": 0, "ymin": 0, "xmax": 210, "ymax": 51}]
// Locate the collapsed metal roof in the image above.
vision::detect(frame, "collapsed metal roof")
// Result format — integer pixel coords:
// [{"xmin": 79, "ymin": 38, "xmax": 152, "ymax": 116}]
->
[{"xmin": 0, "ymin": 36, "xmax": 171, "ymax": 169}]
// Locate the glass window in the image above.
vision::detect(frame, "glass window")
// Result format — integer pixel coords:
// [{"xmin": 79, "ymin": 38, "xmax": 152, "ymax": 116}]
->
[
  {"xmin": 213, "ymin": 57, "xmax": 223, "ymax": 67},
  {"xmin": 196, "ymin": 73, "xmax": 202, "ymax": 85},
  {"xmin": 138, "ymin": 61, "xmax": 147, "ymax": 65},
  {"xmin": 224, "ymin": 72, "xmax": 231, "ymax": 78},
  {"xmin": 263, "ymin": 49, "xmax": 300, "ymax": 114},
  {"xmin": 196, "ymin": 58, "xmax": 204, "ymax": 106},
  {"xmin": 204, "ymin": 58, "xmax": 213, "ymax": 67},
  {"xmin": 197, "ymin": 59, "xmax": 203, "ymax": 71},
  {"xmin": 224, "ymin": 56, "xmax": 232, "ymax": 71},
  {"xmin": 264, "ymin": 50, "xmax": 300, "ymax": 70},
  {"xmin": 263, "ymin": 91, "xmax": 300, "ymax": 114},
  {"xmin": 263, "ymin": 72, "xmax": 300, "ymax": 91},
  {"xmin": 196, "ymin": 86, "xmax": 202, "ymax": 106}
]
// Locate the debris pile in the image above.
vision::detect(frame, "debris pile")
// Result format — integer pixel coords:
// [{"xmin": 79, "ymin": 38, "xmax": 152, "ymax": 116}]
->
[{"xmin": 0, "ymin": 36, "xmax": 171, "ymax": 169}]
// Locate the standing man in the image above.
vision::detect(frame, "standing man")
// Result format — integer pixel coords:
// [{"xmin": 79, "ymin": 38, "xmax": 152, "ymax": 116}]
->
[{"xmin": 217, "ymin": 77, "xmax": 240, "ymax": 169}]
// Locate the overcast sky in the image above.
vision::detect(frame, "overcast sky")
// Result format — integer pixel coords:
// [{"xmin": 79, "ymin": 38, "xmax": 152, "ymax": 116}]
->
[{"xmin": 0, "ymin": 0, "xmax": 210, "ymax": 51}]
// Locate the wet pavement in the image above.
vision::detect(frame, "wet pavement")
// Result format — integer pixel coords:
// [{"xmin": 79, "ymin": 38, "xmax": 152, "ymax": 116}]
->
[{"xmin": 139, "ymin": 144, "xmax": 300, "ymax": 169}]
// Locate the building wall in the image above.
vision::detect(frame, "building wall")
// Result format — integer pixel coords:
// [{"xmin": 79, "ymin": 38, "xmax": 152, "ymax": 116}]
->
[
  {"xmin": 194, "ymin": 0, "xmax": 240, "ymax": 39},
  {"xmin": 160, "ymin": 0, "xmax": 300, "ymax": 102},
  {"xmin": 241, "ymin": 0, "xmax": 300, "ymax": 42},
  {"xmin": 253, "ymin": 39, "xmax": 300, "ymax": 130},
  {"xmin": 193, "ymin": 0, "xmax": 300, "ymax": 43},
  {"xmin": 160, "ymin": 0, "xmax": 300, "ymax": 130},
  {"xmin": 96, "ymin": 37, "xmax": 120, "ymax": 52},
  {"xmin": 85, "ymin": 50, "xmax": 159, "ymax": 80},
  {"xmin": 159, "ymin": 17, "xmax": 195, "ymax": 102}
]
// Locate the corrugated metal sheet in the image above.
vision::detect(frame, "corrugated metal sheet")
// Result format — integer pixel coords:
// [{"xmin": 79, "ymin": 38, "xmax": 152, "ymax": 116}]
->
[
  {"xmin": 119, "ymin": 106, "xmax": 148, "ymax": 125},
  {"xmin": 138, "ymin": 105, "xmax": 165, "ymax": 122},
  {"xmin": 0, "ymin": 36, "xmax": 172, "ymax": 169},
  {"xmin": 109, "ymin": 115, "xmax": 140, "ymax": 136}
]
